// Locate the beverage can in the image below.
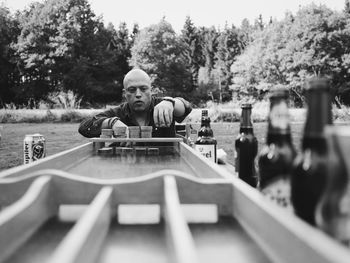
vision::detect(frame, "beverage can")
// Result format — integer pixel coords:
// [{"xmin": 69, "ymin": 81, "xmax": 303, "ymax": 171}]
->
[{"xmin": 23, "ymin": 134, "xmax": 46, "ymax": 164}]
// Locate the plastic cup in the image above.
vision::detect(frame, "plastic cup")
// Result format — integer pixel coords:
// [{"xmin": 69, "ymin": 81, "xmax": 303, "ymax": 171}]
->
[
  {"xmin": 114, "ymin": 127, "xmax": 127, "ymax": 138},
  {"xmin": 128, "ymin": 126, "xmax": 140, "ymax": 138}
]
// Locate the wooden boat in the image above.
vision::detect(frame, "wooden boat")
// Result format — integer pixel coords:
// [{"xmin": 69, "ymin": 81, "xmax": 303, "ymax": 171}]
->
[{"xmin": 0, "ymin": 137, "xmax": 349, "ymax": 263}]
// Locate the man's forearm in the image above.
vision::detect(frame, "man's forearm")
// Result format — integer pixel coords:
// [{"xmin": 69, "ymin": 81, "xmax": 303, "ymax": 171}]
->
[
  {"xmin": 173, "ymin": 98, "xmax": 186, "ymax": 117},
  {"xmin": 78, "ymin": 117, "xmax": 107, "ymax": 138}
]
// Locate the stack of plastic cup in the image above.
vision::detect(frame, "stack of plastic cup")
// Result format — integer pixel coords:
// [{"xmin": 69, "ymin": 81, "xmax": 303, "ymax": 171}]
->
[
  {"xmin": 98, "ymin": 147, "xmax": 113, "ymax": 156},
  {"xmin": 141, "ymin": 126, "xmax": 153, "ymax": 138},
  {"xmin": 100, "ymin": 129, "xmax": 113, "ymax": 138},
  {"xmin": 135, "ymin": 147, "xmax": 147, "ymax": 156},
  {"xmin": 114, "ymin": 147, "xmax": 122, "ymax": 155},
  {"xmin": 128, "ymin": 126, "xmax": 140, "ymax": 138},
  {"xmin": 114, "ymin": 126, "xmax": 127, "ymax": 138}
]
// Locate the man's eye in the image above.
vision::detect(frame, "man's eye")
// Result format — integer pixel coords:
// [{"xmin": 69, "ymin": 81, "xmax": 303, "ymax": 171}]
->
[
  {"xmin": 127, "ymin": 88, "xmax": 136, "ymax": 93},
  {"xmin": 140, "ymin": 87, "xmax": 148, "ymax": 92}
]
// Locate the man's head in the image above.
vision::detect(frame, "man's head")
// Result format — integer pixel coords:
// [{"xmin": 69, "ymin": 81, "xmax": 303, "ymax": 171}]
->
[{"xmin": 123, "ymin": 69, "xmax": 152, "ymax": 112}]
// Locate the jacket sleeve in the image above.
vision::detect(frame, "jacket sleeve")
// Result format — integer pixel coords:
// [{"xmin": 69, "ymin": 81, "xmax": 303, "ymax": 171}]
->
[{"xmin": 78, "ymin": 108, "xmax": 118, "ymax": 138}]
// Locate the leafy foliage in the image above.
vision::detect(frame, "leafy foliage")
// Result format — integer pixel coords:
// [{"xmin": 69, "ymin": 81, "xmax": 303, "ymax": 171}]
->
[{"xmin": 130, "ymin": 19, "xmax": 192, "ymax": 96}]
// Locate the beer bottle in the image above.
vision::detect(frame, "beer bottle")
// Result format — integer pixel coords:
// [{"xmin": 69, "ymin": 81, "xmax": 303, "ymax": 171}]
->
[
  {"xmin": 257, "ymin": 87, "xmax": 296, "ymax": 208},
  {"xmin": 291, "ymin": 77, "xmax": 332, "ymax": 225},
  {"xmin": 195, "ymin": 110, "xmax": 217, "ymax": 163},
  {"xmin": 235, "ymin": 104, "xmax": 258, "ymax": 187},
  {"xmin": 316, "ymin": 127, "xmax": 350, "ymax": 245}
]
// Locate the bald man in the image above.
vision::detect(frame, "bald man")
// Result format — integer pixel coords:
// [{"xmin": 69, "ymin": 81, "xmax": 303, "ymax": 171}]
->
[{"xmin": 78, "ymin": 68, "xmax": 192, "ymax": 138}]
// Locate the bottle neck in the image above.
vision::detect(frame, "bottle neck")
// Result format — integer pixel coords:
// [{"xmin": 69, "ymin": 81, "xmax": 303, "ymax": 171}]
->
[
  {"xmin": 267, "ymin": 98, "xmax": 291, "ymax": 136},
  {"xmin": 304, "ymin": 89, "xmax": 332, "ymax": 139},
  {"xmin": 200, "ymin": 110, "xmax": 209, "ymax": 127},
  {"xmin": 240, "ymin": 108, "xmax": 253, "ymax": 129},
  {"xmin": 201, "ymin": 118, "xmax": 211, "ymax": 128}
]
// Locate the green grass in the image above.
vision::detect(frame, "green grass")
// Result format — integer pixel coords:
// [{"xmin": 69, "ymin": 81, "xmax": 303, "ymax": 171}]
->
[
  {"xmin": 0, "ymin": 122, "xmax": 305, "ymax": 172},
  {"xmin": 1, "ymin": 105, "xmax": 350, "ymax": 124}
]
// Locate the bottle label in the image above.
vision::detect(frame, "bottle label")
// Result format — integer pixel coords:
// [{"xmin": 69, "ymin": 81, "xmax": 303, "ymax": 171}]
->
[
  {"xmin": 195, "ymin": 144, "xmax": 217, "ymax": 163},
  {"xmin": 269, "ymin": 101, "xmax": 289, "ymax": 130},
  {"xmin": 261, "ymin": 177, "xmax": 294, "ymax": 212}
]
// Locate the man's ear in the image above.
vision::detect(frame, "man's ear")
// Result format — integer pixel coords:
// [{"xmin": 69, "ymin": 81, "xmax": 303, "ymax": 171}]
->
[{"xmin": 122, "ymin": 89, "xmax": 126, "ymax": 100}]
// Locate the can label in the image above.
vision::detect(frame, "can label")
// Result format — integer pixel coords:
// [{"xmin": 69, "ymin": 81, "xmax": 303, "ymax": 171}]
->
[
  {"xmin": 195, "ymin": 144, "xmax": 217, "ymax": 163},
  {"xmin": 24, "ymin": 134, "xmax": 46, "ymax": 164}
]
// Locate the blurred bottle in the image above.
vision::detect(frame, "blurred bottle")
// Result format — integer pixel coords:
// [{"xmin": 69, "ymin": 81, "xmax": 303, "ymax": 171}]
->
[
  {"xmin": 291, "ymin": 77, "xmax": 332, "ymax": 225},
  {"xmin": 195, "ymin": 109, "xmax": 217, "ymax": 163},
  {"xmin": 235, "ymin": 104, "xmax": 258, "ymax": 187},
  {"xmin": 258, "ymin": 87, "xmax": 296, "ymax": 208},
  {"xmin": 316, "ymin": 127, "xmax": 350, "ymax": 245}
]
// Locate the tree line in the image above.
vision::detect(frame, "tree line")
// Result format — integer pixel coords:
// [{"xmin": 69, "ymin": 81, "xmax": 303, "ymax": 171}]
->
[{"xmin": 1, "ymin": 0, "xmax": 350, "ymax": 108}]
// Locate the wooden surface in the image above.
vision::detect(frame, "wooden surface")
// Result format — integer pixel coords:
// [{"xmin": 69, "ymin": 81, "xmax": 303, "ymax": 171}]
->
[
  {"xmin": 163, "ymin": 176, "xmax": 199, "ymax": 263},
  {"xmin": 1, "ymin": 139, "xmax": 350, "ymax": 263},
  {"xmin": 49, "ymin": 187, "xmax": 112, "ymax": 263},
  {"xmin": 0, "ymin": 143, "xmax": 92, "ymax": 179},
  {"xmin": 90, "ymin": 137, "xmax": 184, "ymax": 143},
  {"xmin": 0, "ymin": 176, "xmax": 57, "ymax": 262}
]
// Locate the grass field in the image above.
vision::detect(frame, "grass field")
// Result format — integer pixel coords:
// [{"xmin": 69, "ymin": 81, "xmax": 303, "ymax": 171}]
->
[{"xmin": 0, "ymin": 122, "xmax": 305, "ymax": 172}]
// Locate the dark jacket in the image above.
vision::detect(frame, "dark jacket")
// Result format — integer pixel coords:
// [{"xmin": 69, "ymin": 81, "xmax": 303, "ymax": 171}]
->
[{"xmin": 78, "ymin": 97, "xmax": 192, "ymax": 138}]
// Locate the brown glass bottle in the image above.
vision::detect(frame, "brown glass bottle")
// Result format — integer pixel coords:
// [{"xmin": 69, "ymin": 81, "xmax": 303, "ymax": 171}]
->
[
  {"xmin": 291, "ymin": 77, "xmax": 332, "ymax": 225},
  {"xmin": 258, "ymin": 87, "xmax": 296, "ymax": 207},
  {"xmin": 316, "ymin": 127, "xmax": 350, "ymax": 245},
  {"xmin": 235, "ymin": 104, "xmax": 258, "ymax": 187},
  {"xmin": 195, "ymin": 110, "xmax": 217, "ymax": 163}
]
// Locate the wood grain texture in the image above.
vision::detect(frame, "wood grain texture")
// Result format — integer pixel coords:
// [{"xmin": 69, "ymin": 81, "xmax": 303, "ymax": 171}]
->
[
  {"xmin": 90, "ymin": 137, "xmax": 184, "ymax": 143},
  {"xmin": 163, "ymin": 176, "xmax": 199, "ymax": 263},
  {"xmin": 230, "ymin": 176, "xmax": 350, "ymax": 263},
  {"xmin": 0, "ymin": 176, "xmax": 57, "ymax": 262},
  {"xmin": 179, "ymin": 142, "xmax": 234, "ymax": 179},
  {"xmin": 0, "ymin": 143, "xmax": 92, "ymax": 179},
  {"xmin": 49, "ymin": 187, "xmax": 113, "ymax": 263}
]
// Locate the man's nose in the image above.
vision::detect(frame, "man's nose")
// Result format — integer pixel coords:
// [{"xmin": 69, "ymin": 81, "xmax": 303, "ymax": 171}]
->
[{"xmin": 135, "ymin": 88, "xmax": 142, "ymax": 98}]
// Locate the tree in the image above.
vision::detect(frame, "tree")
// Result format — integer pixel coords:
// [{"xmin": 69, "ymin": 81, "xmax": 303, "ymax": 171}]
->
[
  {"xmin": 0, "ymin": 4, "xmax": 20, "ymax": 107},
  {"xmin": 232, "ymin": 4, "xmax": 350, "ymax": 106},
  {"xmin": 215, "ymin": 24, "xmax": 244, "ymax": 100},
  {"xmin": 345, "ymin": 0, "xmax": 350, "ymax": 15},
  {"xmin": 130, "ymin": 19, "xmax": 192, "ymax": 96},
  {"xmin": 180, "ymin": 16, "xmax": 204, "ymax": 90},
  {"xmin": 200, "ymin": 26, "xmax": 219, "ymax": 73},
  {"xmin": 12, "ymin": 0, "xmax": 129, "ymax": 105}
]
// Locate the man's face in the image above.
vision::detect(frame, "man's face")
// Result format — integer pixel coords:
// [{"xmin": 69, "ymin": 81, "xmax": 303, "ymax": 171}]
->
[{"xmin": 124, "ymin": 78, "xmax": 152, "ymax": 112}]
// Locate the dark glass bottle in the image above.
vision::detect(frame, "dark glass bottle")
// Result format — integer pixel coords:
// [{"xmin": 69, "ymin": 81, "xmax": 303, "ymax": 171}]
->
[
  {"xmin": 291, "ymin": 77, "xmax": 332, "ymax": 225},
  {"xmin": 316, "ymin": 127, "xmax": 350, "ymax": 245},
  {"xmin": 258, "ymin": 87, "xmax": 296, "ymax": 208},
  {"xmin": 195, "ymin": 110, "xmax": 217, "ymax": 163},
  {"xmin": 235, "ymin": 104, "xmax": 258, "ymax": 187}
]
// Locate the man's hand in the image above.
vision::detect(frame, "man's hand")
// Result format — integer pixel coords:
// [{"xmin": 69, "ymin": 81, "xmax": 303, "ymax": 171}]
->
[
  {"xmin": 153, "ymin": 100, "xmax": 174, "ymax": 127},
  {"xmin": 111, "ymin": 119, "xmax": 130, "ymax": 147},
  {"xmin": 111, "ymin": 119, "xmax": 128, "ymax": 131}
]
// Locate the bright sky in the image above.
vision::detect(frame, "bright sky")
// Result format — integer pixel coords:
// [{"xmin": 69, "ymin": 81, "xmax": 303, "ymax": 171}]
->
[{"xmin": 2, "ymin": 0, "xmax": 346, "ymax": 32}]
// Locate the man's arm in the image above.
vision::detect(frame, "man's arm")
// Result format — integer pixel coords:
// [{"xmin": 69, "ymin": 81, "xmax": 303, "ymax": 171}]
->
[
  {"xmin": 173, "ymin": 97, "xmax": 192, "ymax": 122},
  {"xmin": 78, "ymin": 108, "xmax": 120, "ymax": 138},
  {"xmin": 153, "ymin": 97, "xmax": 192, "ymax": 127}
]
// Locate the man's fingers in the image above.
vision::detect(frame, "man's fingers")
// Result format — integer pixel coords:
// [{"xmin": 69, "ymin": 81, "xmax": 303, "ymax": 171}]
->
[
  {"xmin": 158, "ymin": 108, "xmax": 165, "ymax": 127},
  {"xmin": 168, "ymin": 108, "xmax": 173, "ymax": 125},
  {"xmin": 153, "ymin": 107, "xmax": 159, "ymax": 127},
  {"xmin": 163, "ymin": 109, "xmax": 171, "ymax": 127}
]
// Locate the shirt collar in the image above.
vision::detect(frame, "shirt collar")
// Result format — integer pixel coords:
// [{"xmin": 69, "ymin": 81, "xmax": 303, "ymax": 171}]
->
[{"xmin": 124, "ymin": 96, "xmax": 156, "ymax": 119}]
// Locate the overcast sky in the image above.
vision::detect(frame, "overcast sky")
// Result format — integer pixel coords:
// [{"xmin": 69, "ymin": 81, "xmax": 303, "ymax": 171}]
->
[{"xmin": 2, "ymin": 0, "xmax": 346, "ymax": 32}]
